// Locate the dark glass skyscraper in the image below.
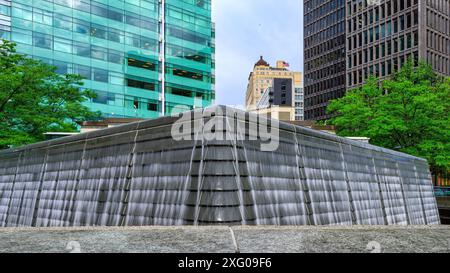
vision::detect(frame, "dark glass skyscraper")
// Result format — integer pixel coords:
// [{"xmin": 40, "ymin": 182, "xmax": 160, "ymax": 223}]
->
[
  {"xmin": 304, "ymin": 0, "xmax": 450, "ymax": 121},
  {"xmin": 304, "ymin": 0, "xmax": 347, "ymax": 121}
]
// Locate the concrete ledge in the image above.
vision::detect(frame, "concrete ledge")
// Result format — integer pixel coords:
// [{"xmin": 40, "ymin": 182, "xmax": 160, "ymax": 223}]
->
[{"xmin": 0, "ymin": 226, "xmax": 449, "ymax": 253}]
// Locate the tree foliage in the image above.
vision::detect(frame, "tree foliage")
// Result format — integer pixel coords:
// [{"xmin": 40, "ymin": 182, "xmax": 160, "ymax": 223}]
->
[
  {"xmin": 0, "ymin": 40, "xmax": 100, "ymax": 149},
  {"xmin": 328, "ymin": 60, "xmax": 450, "ymax": 173}
]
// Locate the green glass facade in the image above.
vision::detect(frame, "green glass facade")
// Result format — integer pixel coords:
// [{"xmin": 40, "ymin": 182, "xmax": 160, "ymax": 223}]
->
[{"xmin": 0, "ymin": 0, "xmax": 215, "ymax": 118}]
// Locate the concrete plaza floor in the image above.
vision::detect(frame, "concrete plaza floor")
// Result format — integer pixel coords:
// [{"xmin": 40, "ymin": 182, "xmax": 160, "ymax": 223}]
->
[{"xmin": 0, "ymin": 226, "xmax": 449, "ymax": 253}]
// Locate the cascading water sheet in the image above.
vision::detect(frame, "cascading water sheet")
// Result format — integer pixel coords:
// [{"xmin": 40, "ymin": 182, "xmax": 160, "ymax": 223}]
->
[{"xmin": 0, "ymin": 106, "xmax": 441, "ymax": 226}]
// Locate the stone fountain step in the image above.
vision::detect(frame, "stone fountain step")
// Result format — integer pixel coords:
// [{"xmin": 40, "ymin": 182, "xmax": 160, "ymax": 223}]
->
[{"xmin": 0, "ymin": 226, "xmax": 449, "ymax": 253}]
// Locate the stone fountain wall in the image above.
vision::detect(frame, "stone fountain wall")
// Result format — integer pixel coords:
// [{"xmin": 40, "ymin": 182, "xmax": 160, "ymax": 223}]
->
[{"xmin": 0, "ymin": 106, "xmax": 440, "ymax": 227}]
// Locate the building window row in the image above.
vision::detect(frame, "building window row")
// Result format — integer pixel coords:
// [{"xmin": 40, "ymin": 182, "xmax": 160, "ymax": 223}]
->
[
  {"xmin": 128, "ymin": 57, "xmax": 157, "ymax": 71},
  {"xmin": 305, "ymin": 21, "xmax": 345, "ymax": 48},
  {"xmin": 427, "ymin": 30, "xmax": 450, "ymax": 55},
  {"xmin": 347, "ymin": 10, "xmax": 418, "ymax": 50},
  {"xmin": 13, "ymin": 2, "xmax": 158, "ymax": 32},
  {"xmin": 11, "ymin": 9, "xmax": 159, "ymax": 51},
  {"xmin": 36, "ymin": 57, "xmax": 162, "ymax": 92},
  {"xmin": 305, "ymin": 74, "xmax": 346, "ymax": 97},
  {"xmin": 347, "ymin": 51, "xmax": 418, "ymax": 87},
  {"xmin": 305, "ymin": 0, "xmax": 345, "ymax": 16},
  {"xmin": 305, "ymin": 89, "xmax": 346, "ymax": 108},
  {"xmin": 305, "ymin": 62, "xmax": 346, "ymax": 85},
  {"xmin": 166, "ymin": 64, "xmax": 214, "ymax": 84},
  {"xmin": 13, "ymin": 29, "xmax": 134, "ymax": 65},
  {"xmin": 348, "ymin": 9, "xmax": 418, "ymax": 34},
  {"xmin": 426, "ymin": 8, "xmax": 450, "ymax": 36},
  {"xmin": 171, "ymin": 0, "xmax": 211, "ymax": 11},
  {"xmin": 426, "ymin": 50, "xmax": 450, "ymax": 75},
  {"xmin": 305, "ymin": 35, "xmax": 345, "ymax": 61},
  {"xmin": 348, "ymin": 31, "xmax": 418, "ymax": 69},
  {"xmin": 305, "ymin": 7, "xmax": 345, "ymax": 36},
  {"xmin": 166, "ymin": 24, "xmax": 212, "ymax": 47},
  {"xmin": 166, "ymin": 4, "xmax": 212, "ymax": 30},
  {"xmin": 425, "ymin": 0, "xmax": 450, "ymax": 15},
  {"xmin": 123, "ymin": 95, "xmax": 160, "ymax": 113},
  {"xmin": 12, "ymin": 2, "xmax": 213, "ymax": 52},
  {"xmin": 305, "ymin": 47, "xmax": 346, "ymax": 71},
  {"xmin": 347, "ymin": 0, "xmax": 419, "ymax": 17},
  {"xmin": 166, "ymin": 43, "xmax": 212, "ymax": 65},
  {"xmin": 126, "ymin": 78, "xmax": 156, "ymax": 91}
]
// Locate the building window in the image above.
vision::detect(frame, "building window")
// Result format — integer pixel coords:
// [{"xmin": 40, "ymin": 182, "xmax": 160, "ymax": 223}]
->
[
  {"xmin": 53, "ymin": 37, "xmax": 72, "ymax": 53},
  {"xmin": 90, "ymin": 24, "xmax": 107, "ymax": 39},
  {"xmin": 147, "ymin": 103, "xmax": 158, "ymax": 112},
  {"xmin": 91, "ymin": 46, "xmax": 108, "ymax": 61},
  {"xmin": 93, "ymin": 91, "xmax": 115, "ymax": 105},
  {"xmin": 33, "ymin": 32, "xmax": 52, "ymax": 49},
  {"xmin": 127, "ymin": 78, "xmax": 155, "ymax": 91},
  {"xmin": 73, "ymin": 65, "xmax": 91, "ymax": 80},
  {"xmin": 172, "ymin": 68, "xmax": 204, "ymax": 81},
  {"xmin": 54, "ymin": 61, "xmax": 70, "ymax": 74},
  {"xmin": 108, "ymin": 50, "xmax": 124, "ymax": 64},
  {"xmin": 54, "ymin": 14, "xmax": 72, "ymax": 31},
  {"xmin": 92, "ymin": 68, "xmax": 108, "ymax": 83},
  {"xmin": 128, "ymin": 58, "xmax": 156, "ymax": 71}
]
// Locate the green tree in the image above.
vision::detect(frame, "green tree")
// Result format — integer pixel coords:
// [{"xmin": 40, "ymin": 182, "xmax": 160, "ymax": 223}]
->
[
  {"xmin": 328, "ymin": 60, "xmax": 450, "ymax": 173},
  {"xmin": 0, "ymin": 40, "xmax": 100, "ymax": 149}
]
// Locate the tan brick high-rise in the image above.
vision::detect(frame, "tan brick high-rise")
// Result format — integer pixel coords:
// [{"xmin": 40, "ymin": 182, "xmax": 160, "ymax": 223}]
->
[{"xmin": 245, "ymin": 57, "xmax": 303, "ymax": 119}]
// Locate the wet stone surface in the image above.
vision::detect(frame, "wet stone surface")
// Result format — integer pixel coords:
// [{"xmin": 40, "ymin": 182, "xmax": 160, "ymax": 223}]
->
[{"xmin": 0, "ymin": 226, "xmax": 449, "ymax": 253}]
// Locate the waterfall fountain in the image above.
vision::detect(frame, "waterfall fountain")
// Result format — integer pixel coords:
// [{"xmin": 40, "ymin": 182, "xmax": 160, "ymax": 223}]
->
[{"xmin": 0, "ymin": 106, "xmax": 440, "ymax": 227}]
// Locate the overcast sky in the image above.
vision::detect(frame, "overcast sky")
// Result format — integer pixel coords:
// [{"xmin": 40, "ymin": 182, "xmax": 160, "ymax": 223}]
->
[{"xmin": 212, "ymin": 0, "xmax": 303, "ymax": 107}]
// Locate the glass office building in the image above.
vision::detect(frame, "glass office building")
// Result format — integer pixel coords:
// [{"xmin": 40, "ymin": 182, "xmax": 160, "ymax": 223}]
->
[{"xmin": 0, "ymin": 0, "xmax": 215, "ymax": 118}]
